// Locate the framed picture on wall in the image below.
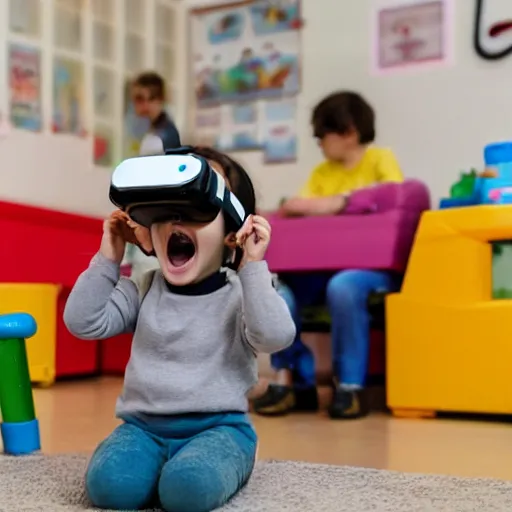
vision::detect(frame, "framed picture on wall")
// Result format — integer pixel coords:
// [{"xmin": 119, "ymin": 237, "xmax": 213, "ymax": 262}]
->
[
  {"xmin": 52, "ymin": 56, "xmax": 86, "ymax": 136},
  {"xmin": 372, "ymin": 0, "xmax": 453, "ymax": 73},
  {"xmin": 8, "ymin": 43, "xmax": 42, "ymax": 131}
]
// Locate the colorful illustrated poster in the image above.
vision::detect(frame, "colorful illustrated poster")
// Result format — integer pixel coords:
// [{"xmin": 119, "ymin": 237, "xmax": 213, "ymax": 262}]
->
[
  {"xmin": 217, "ymin": 102, "xmax": 260, "ymax": 151},
  {"xmin": 195, "ymin": 107, "xmax": 222, "ymax": 130},
  {"xmin": 191, "ymin": 0, "xmax": 301, "ymax": 107},
  {"xmin": 8, "ymin": 44, "xmax": 42, "ymax": 131},
  {"xmin": 195, "ymin": 103, "xmax": 261, "ymax": 152},
  {"xmin": 122, "ymin": 79, "xmax": 150, "ymax": 158},
  {"xmin": 52, "ymin": 57, "xmax": 86, "ymax": 135},
  {"xmin": 262, "ymin": 97, "xmax": 297, "ymax": 163},
  {"xmin": 373, "ymin": 0, "xmax": 452, "ymax": 73},
  {"xmin": 94, "ymin": 124, "xmax": 114, "ymax": 167}
]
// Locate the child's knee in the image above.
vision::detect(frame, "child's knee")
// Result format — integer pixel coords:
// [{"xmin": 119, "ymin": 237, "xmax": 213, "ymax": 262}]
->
[
  {"xmin": 86, "ymin": 451, "xmax": 155, "ymax": 510},
  {"xmin": 158, "ymin": 463, "xmax": 229, "ymax": 512},
  {"xmin": 326, "ymin": 270, "xmax": 371, "ymax": 311}
]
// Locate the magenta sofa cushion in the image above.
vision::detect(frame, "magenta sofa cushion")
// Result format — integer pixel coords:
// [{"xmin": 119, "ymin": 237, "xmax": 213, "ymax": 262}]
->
[{"xmin": 265, "ymin": 180, "xmax": 430, "ymax": 273}]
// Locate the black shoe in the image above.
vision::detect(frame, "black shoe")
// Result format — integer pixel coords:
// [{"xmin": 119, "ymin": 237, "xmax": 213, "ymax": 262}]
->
[
  {"xmin": 328, "ymin": 388, "xmax": 369, "ymax": 419},
  {"xmin": 252, "ymin": 385, "xmax": 295, "ymax": 416},
  {"xmin": 252, "ymin": 385, "xmax": 319, "ymax": 416},
  {"xmin": 294, "ymin": 386, "xmax": 319, "ymax": 412}
]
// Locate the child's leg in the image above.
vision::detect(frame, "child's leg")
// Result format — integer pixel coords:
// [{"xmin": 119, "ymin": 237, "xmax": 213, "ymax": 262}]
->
[
  {"xmin": 271, "ymin": 282, "xmax": 316, "ymax": 388},
  {"xmin": 158, "ymin": 423, "xmax": 257, "ymax": 512},
  {"xmin": 326, "ymin": 269, "xmax": 401, "ymax": 419},
  {"xmin": 253, "ymin": 274, "xmax": 330, "ymax": 416},
  {"xmin": 86, "ymin": 422, "xmax": 167, "ymax": 510}
]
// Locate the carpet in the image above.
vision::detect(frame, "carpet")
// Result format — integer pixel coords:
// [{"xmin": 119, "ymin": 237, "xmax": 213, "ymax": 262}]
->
[{"xmin": 0, "ymin": 454, "xmax": 511, "ymax": 511}]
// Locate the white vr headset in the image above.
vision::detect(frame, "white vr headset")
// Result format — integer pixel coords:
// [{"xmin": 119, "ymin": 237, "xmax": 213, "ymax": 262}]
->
[{"xmin": 110, "ymin": 147, "xmax": 247, "ymax": 230}]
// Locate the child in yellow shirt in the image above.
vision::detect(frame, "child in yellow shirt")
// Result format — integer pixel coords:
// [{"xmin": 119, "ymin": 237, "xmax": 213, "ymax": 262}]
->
[{"xmin": 254, "ymin": 91, "xmax": 403, "ymax": 419}]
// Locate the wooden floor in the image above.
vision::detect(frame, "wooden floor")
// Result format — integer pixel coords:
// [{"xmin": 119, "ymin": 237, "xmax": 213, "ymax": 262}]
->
[{"xmin": 31, "ymin": 377, "xmax": 512, "ymax": 480}]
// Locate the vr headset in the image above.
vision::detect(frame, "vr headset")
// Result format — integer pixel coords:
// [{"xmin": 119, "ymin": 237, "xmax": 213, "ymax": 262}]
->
[{"xmin": 109, "ymin": 147, "xmax": 247, "ymax": 231}]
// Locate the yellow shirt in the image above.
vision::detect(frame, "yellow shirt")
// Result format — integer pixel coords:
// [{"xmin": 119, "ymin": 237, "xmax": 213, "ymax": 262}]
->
[{"xmin": 300, "ymin": 147, "xmax": 403, "ymax": 198}]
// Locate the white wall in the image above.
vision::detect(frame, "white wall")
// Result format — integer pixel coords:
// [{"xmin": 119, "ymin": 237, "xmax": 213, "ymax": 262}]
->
[
  {"xmin": 3, "ymin": 0, "xmax": 511, "ymax": 216},
  {"xmin": 0, "ymin": 0, "xmax": 185, "ymax": 218},
  {"xmin": 185, "ymin": 0, "xmax": 512, "ymax": 210}
]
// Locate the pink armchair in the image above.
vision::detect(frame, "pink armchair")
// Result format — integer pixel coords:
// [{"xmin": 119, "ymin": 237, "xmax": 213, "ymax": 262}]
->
[{"xmin": 265, "ymin": 180, "xmax": 430, "ymax": 274}]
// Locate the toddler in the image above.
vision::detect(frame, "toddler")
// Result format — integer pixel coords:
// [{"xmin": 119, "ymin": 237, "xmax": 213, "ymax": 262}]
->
[
  {"xmin": 253, "ymin": 91, "xmax": 403, "ymax": 419},
  {"xmin": 64, "ymin": 147, "xmax": 295, "ymax": 512}
]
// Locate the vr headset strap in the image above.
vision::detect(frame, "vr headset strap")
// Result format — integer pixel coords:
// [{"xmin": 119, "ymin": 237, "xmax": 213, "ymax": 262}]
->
[{"xmin": 136, "ymin": 242, "xmax": 156, "ymax": 258}]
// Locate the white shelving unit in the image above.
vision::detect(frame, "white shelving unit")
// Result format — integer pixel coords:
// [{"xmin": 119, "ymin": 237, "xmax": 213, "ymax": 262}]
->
[{"xmin": 1, "ymin": 0, "xmax": 184, "ymax": 167}]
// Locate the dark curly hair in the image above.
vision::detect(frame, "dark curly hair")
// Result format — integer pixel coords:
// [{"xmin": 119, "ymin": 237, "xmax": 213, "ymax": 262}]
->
[
  {"xmin": 190, "ymin": 146, "xmax": 257, "ymax": 270},
  {"xmin": 190, "ymin": 146, "xmax": 257, "ymax": 223},
  {"xmin": 312, "ymin": 91, "xmax": 375, "ymax": 144}
]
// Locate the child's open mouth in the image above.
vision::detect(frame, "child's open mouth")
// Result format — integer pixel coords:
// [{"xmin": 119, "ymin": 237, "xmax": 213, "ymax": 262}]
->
[{"xmin": 167, "ymin": 230, "xmax": 196, "ymax": 268}]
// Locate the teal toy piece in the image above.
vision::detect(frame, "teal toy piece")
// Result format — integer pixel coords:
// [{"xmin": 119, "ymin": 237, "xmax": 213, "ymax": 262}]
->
[
  {"xmin": 481, "ymin": 142, "xmax": 512, "ymax": 204},
  {"xmin": 440, "ymin": 142, "xmax": 512, "ymax": 209},
  {"xmin": 0, "ymin": 313, "xmax": 41, "ymax": 455}
]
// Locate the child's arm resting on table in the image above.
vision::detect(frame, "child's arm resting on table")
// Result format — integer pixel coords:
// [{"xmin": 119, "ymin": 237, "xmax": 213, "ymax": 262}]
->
[
  {"xmin": 281, "ymin": 195, "xmax": 345, "ymax": 217},
  {"xmin": 239, "ymin": 261, "xmax": 296, "ymax": 353},
  {"xmin": 63, "ymin": 253, "xmax": 139, "ymax": 340},
  {"xmin": 280, "ymin": 165, "xmax": 345, "ymax": 217}
]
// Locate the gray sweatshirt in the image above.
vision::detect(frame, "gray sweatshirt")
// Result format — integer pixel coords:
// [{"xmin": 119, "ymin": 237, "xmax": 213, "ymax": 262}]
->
[{"xmin": 64, "ymin": 254, "xmax": 295, "ymax": 416}]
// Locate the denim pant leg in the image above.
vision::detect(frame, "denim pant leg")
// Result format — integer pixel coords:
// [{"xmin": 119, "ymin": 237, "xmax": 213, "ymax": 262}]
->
[
  {"xmin": 86, "ymin": 423, "xmax": 167, "ymax": 510},
  {"xmin": 270, "ymin": 283, "xmax": 315, "ymax": 388},
  {"xmin": 326, "ymin": 269, "xmax": 401, "ymax": 387},
  {"xmin": 271, "ymin": 274, "xmax": 330, "ymax": 388},
  {"xmin": 158, "ymin": 422, "xmax": 257, "ymax": 512}
]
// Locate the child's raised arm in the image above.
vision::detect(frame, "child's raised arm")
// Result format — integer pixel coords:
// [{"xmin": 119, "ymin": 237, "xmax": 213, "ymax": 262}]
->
[
  {"xmin": 64, "ymin": 213, "xmax": 141, "ymax": 340},
  {"xmin": 236, "ymin": 215, "xmax": 295, "ymax": 353},
  {"xmin": 239, "ymin": 261, "xmax": 295, "ymax": 353}
]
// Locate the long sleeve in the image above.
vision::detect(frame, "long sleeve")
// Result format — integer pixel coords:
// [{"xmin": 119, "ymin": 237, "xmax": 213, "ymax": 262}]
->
[
  {"xmin": 238, "ymin": 261, "xmax": 296, "ymax": 353},
  {"xmin": 64, "ymin": 253, "xmax": 140, "ymax": 340}
]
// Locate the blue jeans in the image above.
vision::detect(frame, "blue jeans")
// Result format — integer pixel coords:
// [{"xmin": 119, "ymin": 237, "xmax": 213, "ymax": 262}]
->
[
  {"xmin": 272, "ymin": 270, "xmax": 401, "ymax": 388},
  {"xmin": 86, "ymin": 412, "xmax": 257, "ymax": 512}
]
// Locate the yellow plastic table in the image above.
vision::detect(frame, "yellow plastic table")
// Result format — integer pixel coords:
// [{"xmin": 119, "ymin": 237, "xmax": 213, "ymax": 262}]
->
[{"xmin": 386, "ymin": 205, "xmax": 512, "ymax": 417}]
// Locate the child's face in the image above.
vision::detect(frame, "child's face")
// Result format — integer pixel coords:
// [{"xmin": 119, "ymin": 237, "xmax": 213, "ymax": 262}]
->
[
  {"xmin": 132, "ymin": 85, "xmax": 157, "ymax": 117},
  {"xmin": 151, "ymin": 212, "xmax": 227, "ymax": 286},
  {"xmin": 149, "ymin": 160, "xmax": 234, "ymax": 286},
  {"xmin": 317, "ymin": 131, "xmax": 359, "ymax": 162}
]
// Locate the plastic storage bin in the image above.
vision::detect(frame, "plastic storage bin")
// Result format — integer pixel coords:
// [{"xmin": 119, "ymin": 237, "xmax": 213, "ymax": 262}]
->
[
  {"xmin": 0, "ymin": 284, "xmax": 100, "ymax": 385},
  {"xmin": 0, "ymin": 284, "xmax": 60, "ymax": 386}
]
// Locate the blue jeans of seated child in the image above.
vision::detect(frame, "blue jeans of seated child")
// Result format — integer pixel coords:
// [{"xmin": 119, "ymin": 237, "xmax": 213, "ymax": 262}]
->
[
  {"xmin": 272, "ymin": 270, "xmax": 401, "ymax": 389},
  {"xmin": 86, "ymin": 412, "xmax": 257, "ymax": 512}
]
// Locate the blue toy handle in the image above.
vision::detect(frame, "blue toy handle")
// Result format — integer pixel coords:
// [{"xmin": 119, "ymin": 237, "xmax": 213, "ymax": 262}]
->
[
  {"xmin": 484, "ymin": 142, "xmax": 512, "ymax": 167},
  {"xmin": 0, "ymin": 313, "xmax": 37, "ymax": 340}
]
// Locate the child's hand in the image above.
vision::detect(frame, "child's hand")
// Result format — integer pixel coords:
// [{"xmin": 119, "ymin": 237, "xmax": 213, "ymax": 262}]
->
[
  {"xmin": 236, "ymin": 215, "xmax": 271, "ymax": 268},
  {"xmin": 100, "ymin": 210, "xmax": 131, "ymax": 263},
  {"xmin": 100, "ymin": 211, "xmax": 154, "ymax": 263}
]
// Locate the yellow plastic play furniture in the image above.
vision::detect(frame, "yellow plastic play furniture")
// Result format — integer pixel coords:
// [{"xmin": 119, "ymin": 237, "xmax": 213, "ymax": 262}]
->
[
  {"xmin": 0, "ymin": 284, "xmax": 60, "ymax": 387},
  {"xmin": 386, "ymin": 205, "xmax": 512, "ymax": 418}
]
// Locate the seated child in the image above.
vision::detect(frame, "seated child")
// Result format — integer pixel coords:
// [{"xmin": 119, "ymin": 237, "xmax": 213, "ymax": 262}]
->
[
  {"xmin": 253, "ymin": 91, "xmax": 403, "ymax": 420},
  {"xmin": 64, "ymin": 147, "xmax": 295, "ymax": 512}
]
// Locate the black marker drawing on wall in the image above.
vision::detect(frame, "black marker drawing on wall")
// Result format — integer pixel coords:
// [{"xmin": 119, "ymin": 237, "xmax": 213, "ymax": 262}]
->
[{"xmin": 474, "ymin": 0, "xmax": 512, "ymax": 60}]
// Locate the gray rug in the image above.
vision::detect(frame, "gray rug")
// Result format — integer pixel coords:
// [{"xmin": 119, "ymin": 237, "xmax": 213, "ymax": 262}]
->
[{"xmin": 0, "ymin": 454, "xmax": 511, "ymax": 511}]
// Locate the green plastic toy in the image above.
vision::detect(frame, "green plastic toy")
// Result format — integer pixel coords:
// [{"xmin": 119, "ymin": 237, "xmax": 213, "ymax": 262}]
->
[
  {"xmin": 0, "ymin": 313, "xmax": 41, "ymax": 455},
  {"xmin": 449, "ymin": 169, "xmax": 478, "ymax": 199}
]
